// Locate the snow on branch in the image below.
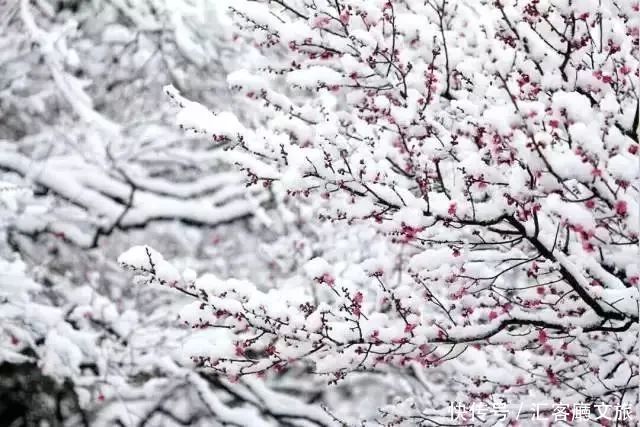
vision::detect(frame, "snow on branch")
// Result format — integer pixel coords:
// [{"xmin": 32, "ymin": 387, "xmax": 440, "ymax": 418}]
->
[{"xmin": 139, "ymin": 0, "xmax": 640, "ymax": 423}]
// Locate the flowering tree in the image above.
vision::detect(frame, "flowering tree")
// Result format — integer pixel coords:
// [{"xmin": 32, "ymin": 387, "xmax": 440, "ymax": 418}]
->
[{"xmin": 120, "ymin": 0, "xmax": 640, "ymax": 424}]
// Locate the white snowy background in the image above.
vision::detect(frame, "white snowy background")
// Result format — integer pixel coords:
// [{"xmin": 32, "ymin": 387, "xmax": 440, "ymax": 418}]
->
[{"xmin": 1, "ymin": 0, "xmax": 638, "ymax": 426}]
